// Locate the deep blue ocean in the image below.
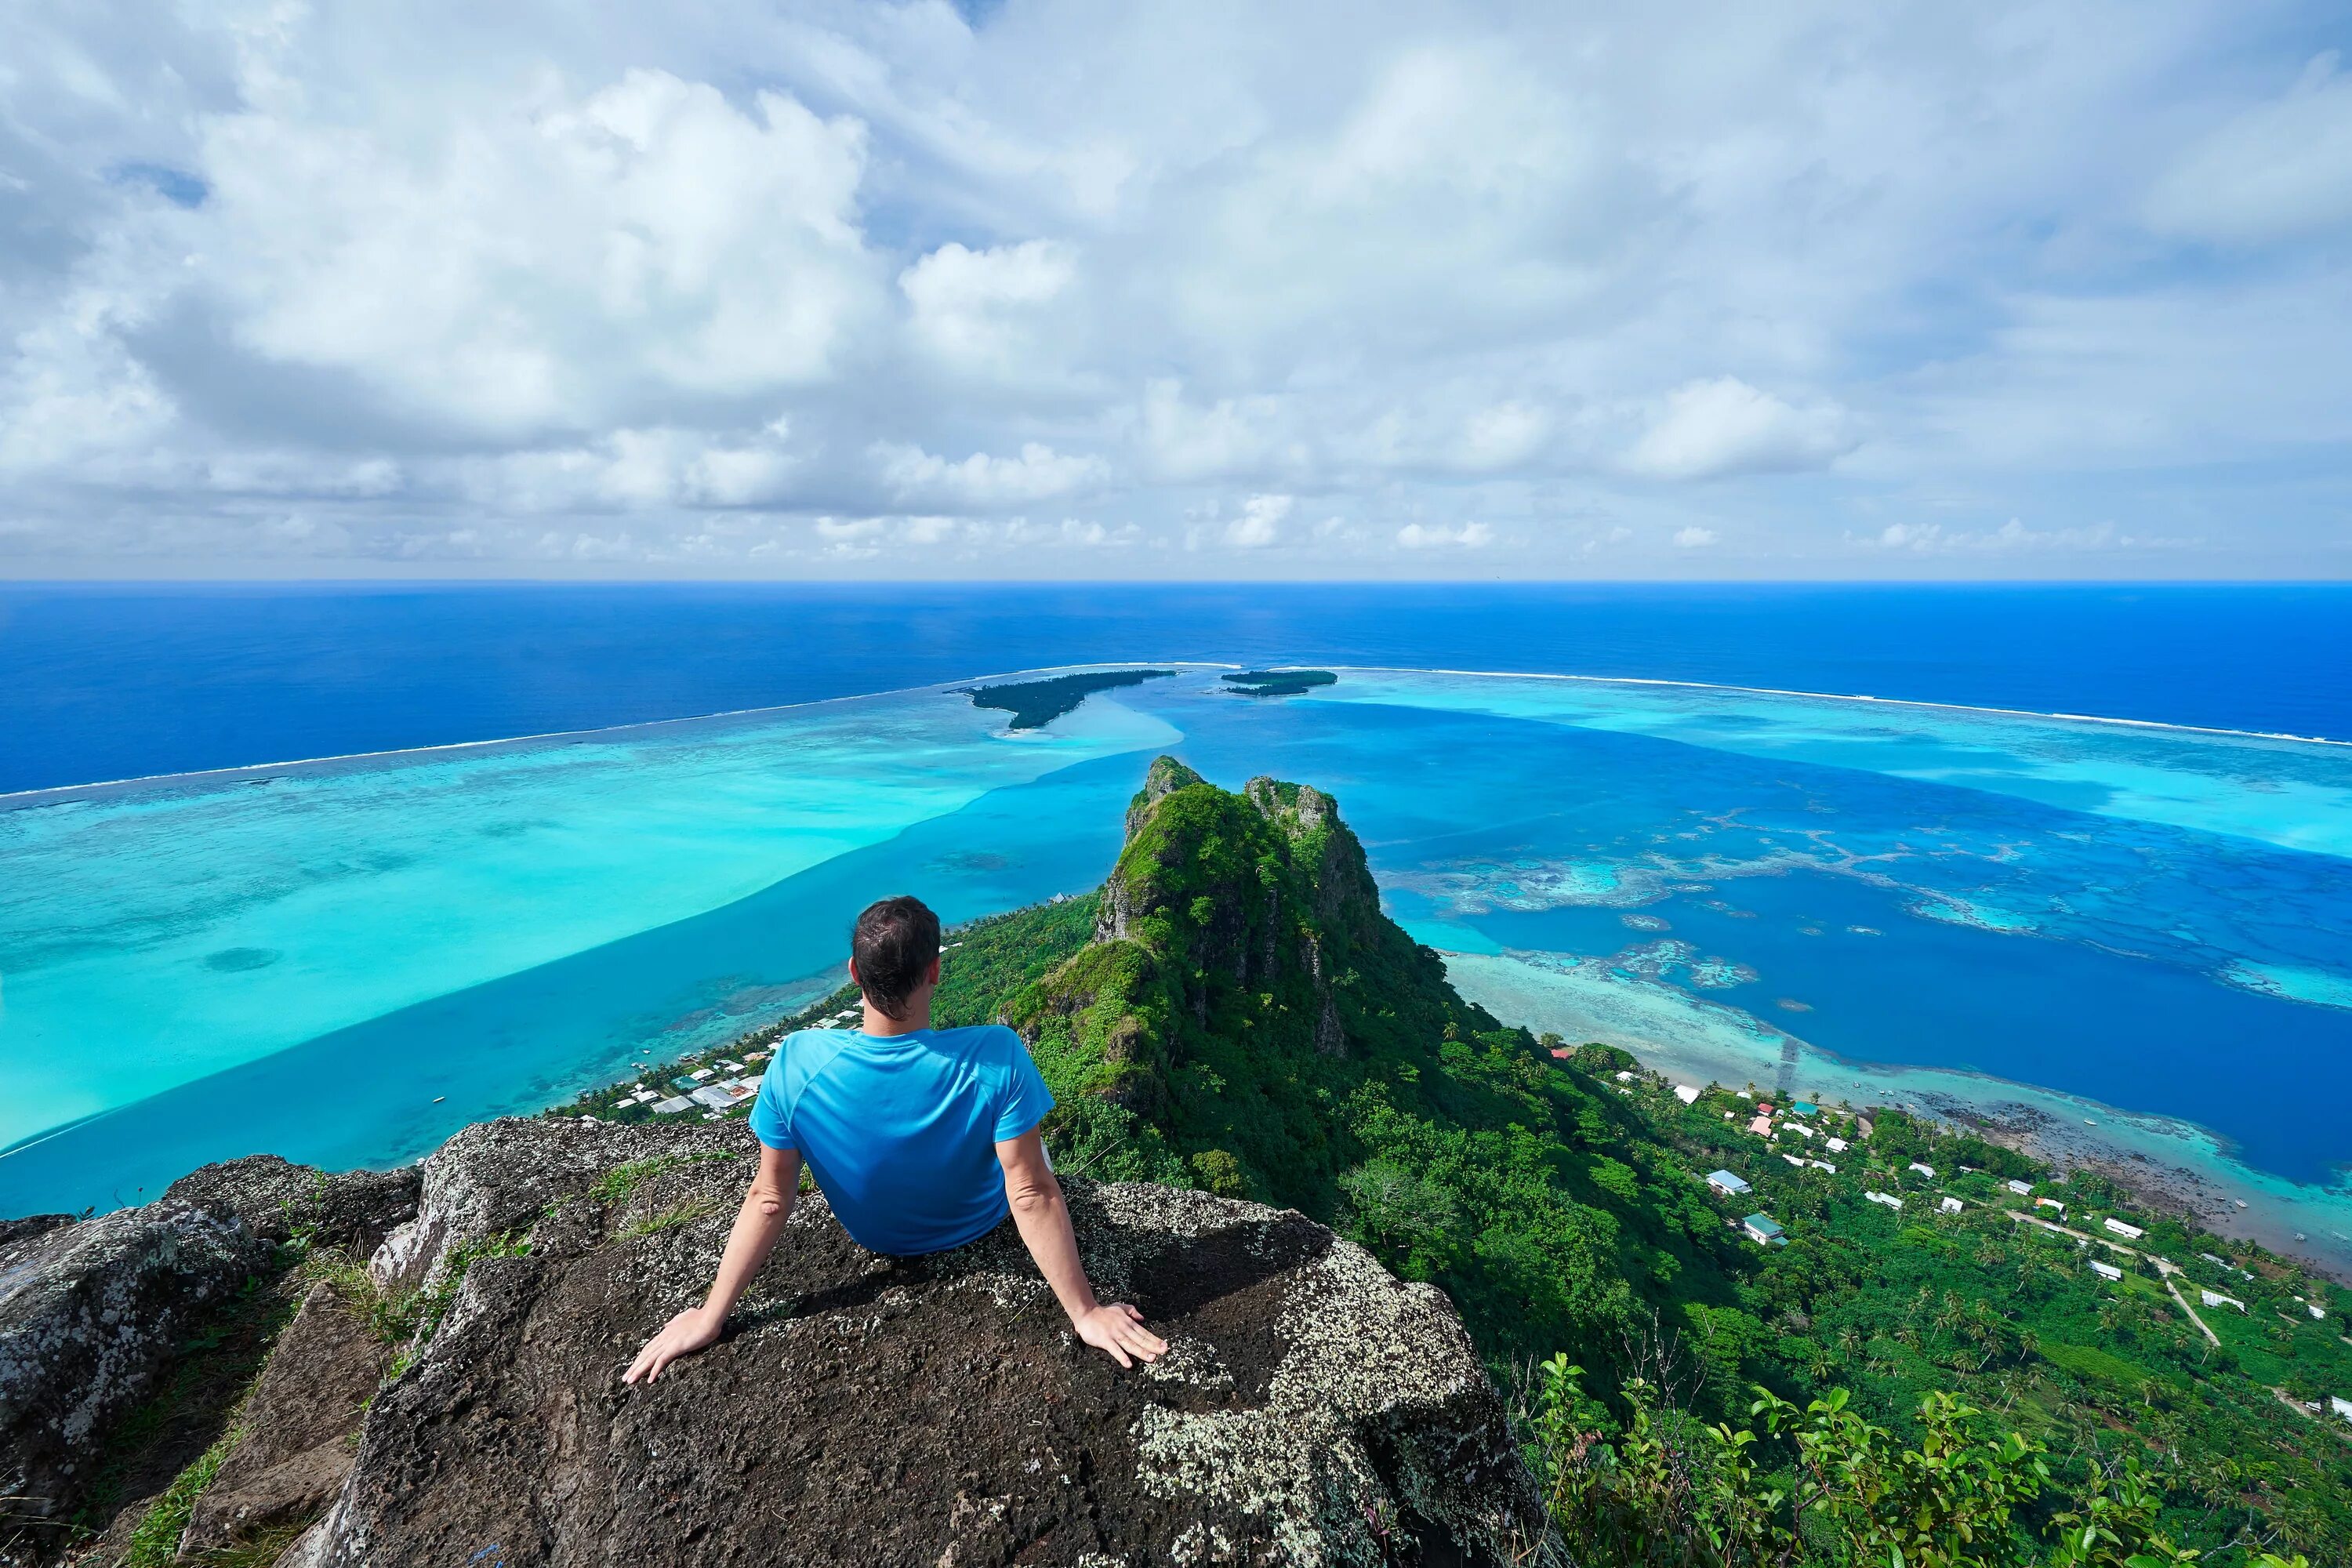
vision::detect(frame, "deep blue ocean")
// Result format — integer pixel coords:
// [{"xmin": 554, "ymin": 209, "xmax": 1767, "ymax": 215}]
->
[{"xmin": 5, "ymin": 582, "xmax": 2350, "ymax": 793}]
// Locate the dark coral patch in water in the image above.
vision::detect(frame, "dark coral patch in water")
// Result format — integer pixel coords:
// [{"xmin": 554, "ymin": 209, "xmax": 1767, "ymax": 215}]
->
[{"xmin": 203, "ymin": 946, "xmax": 281, "ymax": 972}]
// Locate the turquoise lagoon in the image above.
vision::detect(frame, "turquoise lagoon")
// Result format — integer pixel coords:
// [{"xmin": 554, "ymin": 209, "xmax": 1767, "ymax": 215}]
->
[{"xmin": 5, "ymin": 666, "xmax": 2350, "ymax": 1272}]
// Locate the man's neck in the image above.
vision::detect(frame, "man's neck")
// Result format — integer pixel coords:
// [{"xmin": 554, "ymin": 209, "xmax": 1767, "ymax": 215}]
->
[{"xmin": 859, "ymin": 996, "xmax": 933, "ymax": 1037}]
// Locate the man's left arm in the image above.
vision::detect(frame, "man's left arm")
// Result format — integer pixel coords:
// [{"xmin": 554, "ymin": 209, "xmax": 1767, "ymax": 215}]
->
[
  {"xmin": 624, "ymin": 1142, "xmax": 802, "ymax": 1384},
  {"xmin": 996, "ymin": 1130, "xmax": 1167, "ymax": 1368}
]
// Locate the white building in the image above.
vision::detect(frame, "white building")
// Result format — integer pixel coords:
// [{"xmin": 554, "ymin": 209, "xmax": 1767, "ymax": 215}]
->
[
  {"xmin": 2332, "ymin": 1396, "xmax": 2352, "ymax": 1424},
  {"xmin": 2036, "ymin": 1198, "xmax": 2067, "ymax": 1217},
  {"xmin": 1707, "ymin": 1170, "xmax": 1752, "ymax": 1197},
  {"xmin": 1806, "ymin": 1160, "xmax": 1838, "ymax": 1174},
  {"xmin": 2103, "ymin": 1218, "xmax": 2145, "ymax": 1241},
  {"xmin": 1673, "ymin": 1084, "xmax": 1701, "ymax": 1105},
  {"xmin": 2312, "ymin": 1304, "xmax": 2329, "ymax": 1320},
  {"xmin": 1940, "ymin": 1196, "xmax": 1964, "ymax": 1214},
  {"xmin": 2090, "ymin": 1260, "xmax": 2124, "ymax": 1282},
  {"xmin": 1907, "ymin": 1162, "xmax": 1936, "ymax": 1179},
  {"xmin": 2201, "ymin": 1290, "xmax": 2247, "ymax": 1312},
  {"xmin": 1865, "ymin": 1191, "xmax": 1904, "ymax": 1210},
  {"xmin": 651, "ymin": 1095, "xmax": 695, "ymax": 1115},
  {"xmin": 1615, "ymin": 1069, "xmax": 1635, "ymax": 1082},
  {"xmin": 1825, "ymin": 1137, "xmax": 1849, "ymax": 1154},
  {"xmin": 2006, "ymin": 1179, "xmax": 2033, "ymax": 1196}
]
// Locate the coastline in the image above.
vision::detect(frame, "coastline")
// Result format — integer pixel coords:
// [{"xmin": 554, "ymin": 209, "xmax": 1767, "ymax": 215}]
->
[{"xmin": 1438, "ymin": 946, "xmax": 2352, "ymax": 1283}]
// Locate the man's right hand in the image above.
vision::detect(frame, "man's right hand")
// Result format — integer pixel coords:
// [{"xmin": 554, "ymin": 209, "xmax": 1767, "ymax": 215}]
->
[
  {"xmin": 1073, "ymin": 1301, "xmax": 1168, "ymax": 1368},
  {"xmin": 624, "ymin": 1306, "xmax": 723, "ymax": 1384}
]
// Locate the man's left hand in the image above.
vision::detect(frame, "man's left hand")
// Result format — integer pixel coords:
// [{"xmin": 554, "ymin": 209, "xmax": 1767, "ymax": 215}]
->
[{"xmin": 624, "ymin": 1306, "xmax": 723, "ymax": 1384}]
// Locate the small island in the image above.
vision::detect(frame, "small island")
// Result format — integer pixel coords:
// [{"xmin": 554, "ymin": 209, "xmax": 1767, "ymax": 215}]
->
[
  {"xmin": 960, "ymin": 668, "xmax": 1174, "ymax": 729},
  {"xmin": 1222, "ymin": 668, "xmax": 1338, "ymax": 699}
]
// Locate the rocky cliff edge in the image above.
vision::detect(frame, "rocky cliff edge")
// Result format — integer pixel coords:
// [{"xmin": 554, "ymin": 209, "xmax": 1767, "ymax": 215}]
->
[{"xmin": 6, "ymin": 1118, "xmax": 1531, "ymax": 1567}]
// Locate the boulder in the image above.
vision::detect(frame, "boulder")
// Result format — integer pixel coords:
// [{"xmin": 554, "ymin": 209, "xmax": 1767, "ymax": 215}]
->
[
  {"xmin": 307, "ymin": 1117, "xmax": 1528, "ymax": 1566},
  {"xmin": 0, "ymin": 1156, "xmax": 418, "ymax": 1566},
  {"xmin": 0, "ymin": 1195, "xmax": 267, "ymax": 1561}
]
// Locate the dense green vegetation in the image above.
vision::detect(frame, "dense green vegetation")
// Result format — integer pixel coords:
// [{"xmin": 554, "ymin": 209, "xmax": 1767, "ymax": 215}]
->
[
  {"xmin": 568, "ymin": 757, "xmax": 2352, "ymax": 1563},
  {"xmin": 959, "ymin": 668, "xmax": 1174, "ymax": 728},
  {"xmin": 927, "ymin": 761, "xmax": 2352, "ymax": 1564},
  {"xmin": 1221, "ymin": 667, "xmax": 1338, "ymax": 698}
]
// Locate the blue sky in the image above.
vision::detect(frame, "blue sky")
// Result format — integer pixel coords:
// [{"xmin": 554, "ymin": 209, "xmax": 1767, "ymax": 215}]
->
[{"xmin": 2, "ymin": 1, "xmax": 2347, "ymax": 579}]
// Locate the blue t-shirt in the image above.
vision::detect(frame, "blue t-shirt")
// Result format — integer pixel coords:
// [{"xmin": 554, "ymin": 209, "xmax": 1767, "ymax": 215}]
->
[{"xmin": 749, "ymin": 1023, "xmax": 1054, "ymax": 1257}]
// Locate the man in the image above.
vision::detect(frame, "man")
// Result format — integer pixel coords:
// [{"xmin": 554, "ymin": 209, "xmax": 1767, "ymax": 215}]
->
[{"xmin": 625, "ymin": 895, "xmax": 1167, "ymax": 1382}]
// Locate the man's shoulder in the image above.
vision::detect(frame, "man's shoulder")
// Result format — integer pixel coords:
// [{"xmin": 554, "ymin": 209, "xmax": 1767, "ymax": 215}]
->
[
  {"xmin": 770, "ymin": 1028, "xmax": 858, "ymax": 1076},
  {"xmin": 932, "ymin": 1022, "xmax": 1025, "ymax": 1059}
]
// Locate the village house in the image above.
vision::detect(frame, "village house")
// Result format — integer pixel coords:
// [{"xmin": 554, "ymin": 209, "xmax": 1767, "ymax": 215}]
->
[
  {"xmin": 2006, "ymin": 1179, "xmax": 2032, "ymax": 1196},
  {"xmin": 1825, "ymin": 1136, "xmax": 1849, "ymax": 1153},
  {"xmin": 1940, "ymin": 1197, "xmax": 1964, "ymax": 1214},
  {"xmin": 1741, "ymin": 1214, "xmax": 1788, "ymax": 1247},
  {"xmin": 1706, "ymin": 1169, "xmax": 1752, "ymax": 1198},
  {"xmin": 1865, "ymin": 1191, "xmax": 1904, "ymax": 1210},
  {"xmin": 1907, "ymin": 1162, "xmax": 1936, "ymax": 1179},
  {"xmin": 2036, "ymin": 1198, "xmax": 2067, "ymax": 1217},
  {"xmin": 2090, "ymin": 1259, "xmax": 2125, "ymax": 1282},
  {"xmin": 2201, "ymin": 1289, "xmax": 2247, "ymax": 1312},
  {"xmin": 2103, "ymin": 1218, "xmax": 2145, "ymax": 1240},
  {"xmin": 1673, "ymin": 1084, "xmax": 1700, "ymax": 1105}
]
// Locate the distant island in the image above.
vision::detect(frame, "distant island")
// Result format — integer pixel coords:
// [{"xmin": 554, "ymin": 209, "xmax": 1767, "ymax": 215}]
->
[
  {"xmin": 1222, "ymin": 668, "xmax": 1338, "ymax": 698},
  {"xmin": 959, "ymin": 667, "xmax": 1174, "ymax": 729}
]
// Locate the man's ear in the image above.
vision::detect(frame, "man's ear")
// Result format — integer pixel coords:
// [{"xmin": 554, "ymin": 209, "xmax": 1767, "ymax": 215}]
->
[
  {"xmin": 848, "ymin": 958, "xmax": 862, "ymax": 991},
  {"xmin": 925, "ymin": 955, "xmax": 942, "ymax": 985}
]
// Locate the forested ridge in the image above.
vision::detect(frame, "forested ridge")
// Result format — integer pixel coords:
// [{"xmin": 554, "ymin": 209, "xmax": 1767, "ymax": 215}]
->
[{"xmin": 584, "ymin": 757, "xmax": 2352, "ymax": 1564}]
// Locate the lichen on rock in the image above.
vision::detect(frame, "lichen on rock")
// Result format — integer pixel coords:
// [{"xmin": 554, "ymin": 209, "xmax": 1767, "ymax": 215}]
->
[{"xmin": 287, "ymin": 1118, "xmax": 1529, "ymax": 1566}]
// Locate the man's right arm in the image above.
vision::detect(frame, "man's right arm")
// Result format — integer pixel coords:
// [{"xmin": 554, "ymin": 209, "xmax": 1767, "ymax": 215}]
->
[{"xmin": 623, "ymin": 1142, "xmax": 802, "ymax": 1384}]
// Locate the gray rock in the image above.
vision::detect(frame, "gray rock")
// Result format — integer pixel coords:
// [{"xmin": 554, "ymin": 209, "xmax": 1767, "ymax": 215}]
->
[
  {"xmin": 0, "ymin": 1156, "xmax": 418, "ymax": 1565},
  {"xmin": 310, "ymin": 1116, "xmax": 1530, "ymax": 1566},
  {"xmin": 0, "ymin": 1193, "xmax": 265, "ymax": 1558}
]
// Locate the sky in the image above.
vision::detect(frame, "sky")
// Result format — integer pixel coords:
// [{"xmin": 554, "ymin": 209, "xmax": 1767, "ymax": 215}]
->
[{"xmin": 2, "ymin": 1, "xmax": 2348, "ymax": 581}]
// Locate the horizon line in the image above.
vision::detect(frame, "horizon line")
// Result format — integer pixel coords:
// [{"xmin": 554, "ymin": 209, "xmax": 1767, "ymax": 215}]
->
[{"xmin": 4, "ymin": 575, "xmax": 2352, "ymax": 589}]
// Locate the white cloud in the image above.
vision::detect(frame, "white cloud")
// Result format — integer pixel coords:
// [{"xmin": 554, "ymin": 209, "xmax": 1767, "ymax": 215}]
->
[
  {"xmin": 1672, "ymin": 525, "xmax": 1719, "ymax": 549},
  {"xmin": 194, "ymin": 67, "xmax": 880, "ymax": 435},
  {"xmin": 0, "ymin": 2, "xmax": 2345, "ymax": 575},
  {"xmin": 1860, "ymin": 518, "xmax": 2197, "ymax": 553},
  {"xmin": 1137, "ymin": 381, "xmax": 1305, "ymax": 484},
  {"xmin": 1226, "ymin": 493, "xmax": 1293, "ymax": 548},
  {"xmin": 900, "ymin": 239, "xmax": 1076, "ymax": 376},
  {"xmin": 1626, "ymin": 379, "xmax": 1855, "ymax": 481},
  {"xmin": 2145, "ymin": 53, "xmax": 2352, "ymax": 246},
  {"xmin": 1396, "ymin": 521, "xmax": 1494, "ymax": 549},
  {"xmin": 874, "ymin": 441, "xmax": 1108, "ymax": 509},
  {"xmin": 1451, "ymin": 402, "xmax": 1551, "ymax": 472}
]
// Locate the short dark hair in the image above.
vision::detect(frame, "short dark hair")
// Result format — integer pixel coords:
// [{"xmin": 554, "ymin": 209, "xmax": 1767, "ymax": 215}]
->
[{"xmin": 851, "ymin": 895, "xmax": 941, "ymax": 1020}]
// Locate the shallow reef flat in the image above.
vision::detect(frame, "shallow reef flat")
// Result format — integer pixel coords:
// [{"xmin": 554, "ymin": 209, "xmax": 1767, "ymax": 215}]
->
[
  {"xmin": 7, "ymin": 665, "xmax": 2350, "ymax": 1277},
  {"xmin": 0, "ymin": 679, "xmax": 1180, "ymax": 1156}
]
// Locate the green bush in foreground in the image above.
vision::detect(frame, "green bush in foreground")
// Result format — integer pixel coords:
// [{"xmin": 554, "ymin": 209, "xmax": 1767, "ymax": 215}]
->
[{"xmin": 1519, "ymin": 1354, "xmax": 2303, "ymax": 1567}]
